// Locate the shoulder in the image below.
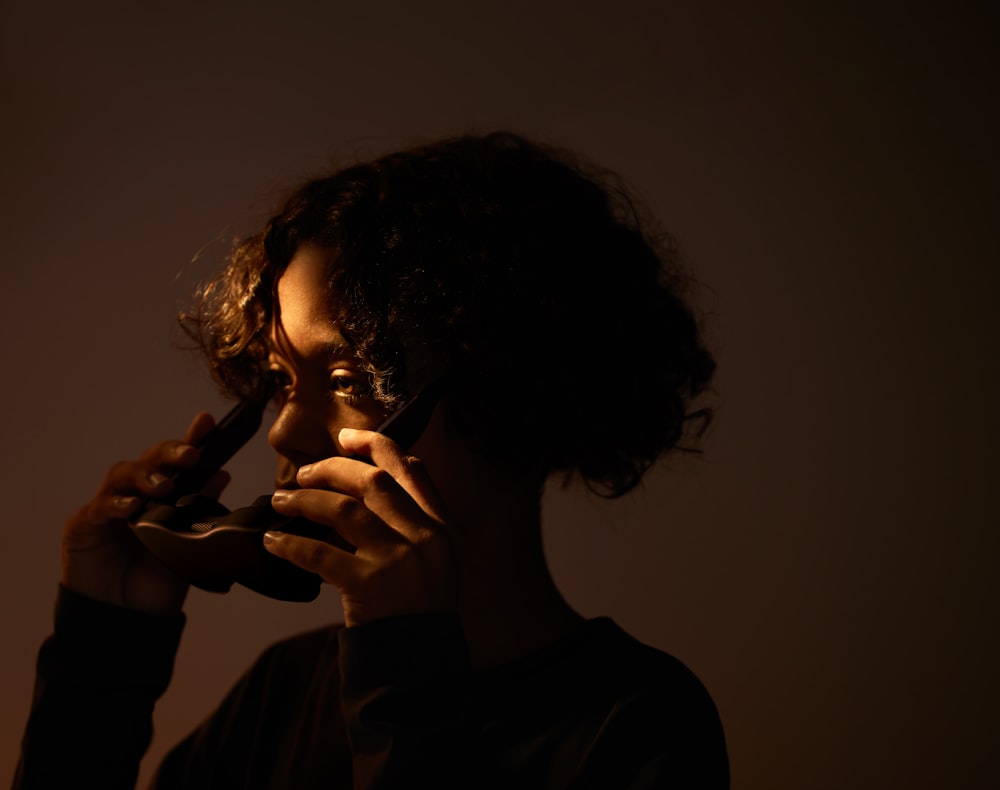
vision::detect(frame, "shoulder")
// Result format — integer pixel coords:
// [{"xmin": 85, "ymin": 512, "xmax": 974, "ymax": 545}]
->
[
  {"xmin": 575, "ymin": 619, "xmax": 729, "ymax": 787},
  {"xmin": 590, "ymin": 620, "xmax": 729, "ymax": 787},
  {"xmin": 543, "ymin": 617, "xmax": 716, "ymax": 703},
  {"xmin": 577, "ymin": 618, "xmax": 723, "ymax": 727},
  {"xmin": 473, "ymin": 618, "xmax": 728, "ymax": 787}
]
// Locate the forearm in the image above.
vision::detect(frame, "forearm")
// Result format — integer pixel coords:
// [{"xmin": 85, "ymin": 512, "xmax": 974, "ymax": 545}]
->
[{"xmin": 13, "ymin": 586, "xmax": 185, "ymax": 790}]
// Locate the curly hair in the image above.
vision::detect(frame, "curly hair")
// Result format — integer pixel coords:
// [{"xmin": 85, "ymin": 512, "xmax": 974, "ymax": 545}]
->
[{"xmin": 182, "ymin": 132, "xmax": 715, "ymax": 497}]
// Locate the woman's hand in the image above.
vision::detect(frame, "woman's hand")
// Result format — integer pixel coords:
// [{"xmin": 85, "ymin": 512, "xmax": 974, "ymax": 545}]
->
[
  {"xmin": 265, "ymin": 427, "xmax": 458, "ymax": 627},
  {"xmin": 61, "ymin": 412, "xmax": 230, "ymax": 616}
]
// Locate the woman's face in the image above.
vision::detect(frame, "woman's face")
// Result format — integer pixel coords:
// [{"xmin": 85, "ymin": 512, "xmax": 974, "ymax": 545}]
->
[{"xmin": 266, "ymin": 243, "xmax": 391, "ymax": 489}]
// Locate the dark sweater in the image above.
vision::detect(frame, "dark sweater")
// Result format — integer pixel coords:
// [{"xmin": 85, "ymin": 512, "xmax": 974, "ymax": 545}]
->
[{"xmin": 14, "ymin": 587, "xmax": 728, "ymax": 789}]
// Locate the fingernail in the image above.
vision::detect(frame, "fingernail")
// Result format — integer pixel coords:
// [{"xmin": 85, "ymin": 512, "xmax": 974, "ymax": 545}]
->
[
  {"xmin": 339, "ymin": 428, "xmax": 358, "ymax": 441},
  {"xmin": 271, "ymin": 490, "xmax": 290, "ymax": 505},
  {"xmin": 297, "ymin": 464, "xmax": 313, "ymax": 479},
  {"xmin": 262, "ymin": 530, "xmax": 283, "ymax": 546},
  {"xmin": 114, "ymin": 496, "xmax": 138, "ymax": 512},
  {"xmin": 147, "ymin": 472, "xmax": 170, "ymax": 488}
]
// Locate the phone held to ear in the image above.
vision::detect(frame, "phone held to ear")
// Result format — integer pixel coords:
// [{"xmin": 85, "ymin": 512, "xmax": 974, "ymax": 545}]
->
[{"xmin": 129, "ymin": 380, "xmax": 446, "ymax": 602}]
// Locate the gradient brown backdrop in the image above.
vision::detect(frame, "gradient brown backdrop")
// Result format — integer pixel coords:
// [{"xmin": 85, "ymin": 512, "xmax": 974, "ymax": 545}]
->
[{"xmin": 2, "ymin": 2, "xmax": 996, "ymax": 788}]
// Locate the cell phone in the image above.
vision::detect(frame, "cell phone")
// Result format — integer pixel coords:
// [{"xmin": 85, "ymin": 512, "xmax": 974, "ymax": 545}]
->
[{"xmin": 129, "ymin": 379, "xmax": 447, "ymax": 602}]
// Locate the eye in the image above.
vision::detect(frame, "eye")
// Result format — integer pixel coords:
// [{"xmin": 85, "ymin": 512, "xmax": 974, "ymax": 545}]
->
[
  {"xmin": 266, "ymin": 366, "xmax": 293, "ymax": 406},
  {"xmin": 267, "ymin": 367, "xmax": 292, "ymax": 393},
  {"xmin": 329, "ymin": 370, "xmax": 371, "ymax": 399},
  {"xmin": 267, "ymin": 367, "xmax": 292, "ymax": 390}
]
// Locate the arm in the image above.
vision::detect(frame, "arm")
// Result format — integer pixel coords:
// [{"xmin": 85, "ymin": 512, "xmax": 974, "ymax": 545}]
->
[
  {"xmin": 12, "ymin": 587, "xmax": 185, "ymax": 790},
  {"xmin": 14, "ymin": 413, "xmax": 227, "ymax": 789}
]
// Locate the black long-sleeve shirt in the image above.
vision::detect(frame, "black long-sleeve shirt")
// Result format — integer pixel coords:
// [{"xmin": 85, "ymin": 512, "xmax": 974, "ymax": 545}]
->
[{"xmin": 14, "ymin": 587, "xmax": 728, "ymax": 789}]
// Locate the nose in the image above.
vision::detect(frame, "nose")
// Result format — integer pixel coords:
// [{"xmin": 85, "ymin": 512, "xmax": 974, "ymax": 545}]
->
[{"xmin": 267, "ymin": 394, "xmax": 338, "ymax": 470}]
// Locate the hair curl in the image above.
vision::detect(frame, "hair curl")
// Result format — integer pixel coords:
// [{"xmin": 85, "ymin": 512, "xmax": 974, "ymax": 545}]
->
[{"xmin": 182, "ymin": 132, "xmax": 715, "ymax": 497}]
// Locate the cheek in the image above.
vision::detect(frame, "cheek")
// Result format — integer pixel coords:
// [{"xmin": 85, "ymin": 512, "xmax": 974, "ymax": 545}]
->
[
  {"xmin": 344, "ymin": 397, "xmax": 395, "ymax": 432},
  {"xmin": 267, "ymin": 390, "xmax": 394, "ymax": 464},
  {"xmin": 266, "ymin": 399, "xmax": 341, "ymax": 460}
]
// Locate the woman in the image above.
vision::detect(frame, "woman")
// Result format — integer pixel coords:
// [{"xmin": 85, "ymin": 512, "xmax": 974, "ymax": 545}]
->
[{"xmin": 16, "ymin": 132, "xmax": 728, "ymax": 788}]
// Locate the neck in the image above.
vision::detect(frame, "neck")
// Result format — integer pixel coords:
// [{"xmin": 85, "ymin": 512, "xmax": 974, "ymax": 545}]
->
[
  {"xmin": 416, "ymin": 407, "xmax": 582, "ymax": 670},
  {"xmin": 455, "ymin": 486, "xmax": 583, "ymax": 670}
]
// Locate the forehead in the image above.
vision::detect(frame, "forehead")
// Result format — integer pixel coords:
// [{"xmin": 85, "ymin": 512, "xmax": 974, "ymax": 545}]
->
[{"xmin": 271, "ymin": 243, "xmax": 349, "ymax": 357}]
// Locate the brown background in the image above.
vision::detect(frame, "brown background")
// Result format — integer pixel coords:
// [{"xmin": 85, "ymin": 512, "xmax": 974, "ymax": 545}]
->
[{"xmin": 1, "ymin": 1, "xmax": 996, "ymax": 787}]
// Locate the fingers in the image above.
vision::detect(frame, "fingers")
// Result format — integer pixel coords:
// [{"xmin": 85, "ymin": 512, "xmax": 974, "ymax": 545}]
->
[
  {"xmin": 270, "ymin": 484, "xmax": 393, "ymax": 549},
  {"xmin": 338, "ymin": 428, "xmax": 449, "ymax": 525},
  {"xmin": 266, "ymin": 429, "xmax": 458, "ymax": 626},
  {"xmin": 101, "ymin": 413, "xmax": 215, "ymax": 499},
  {"xmin": 61, "ymin": 411, "xmax": 223, "ymax": 613},
  {"xmin": 71, "ymin": 413, "xmax": 217, "ymax": 533},
  {"xmin": 278, "ymin": 458, "xmax": 442, "ymax": 549},
  {"xmin": 183, "ymin": 411, "xmax": 217, "ymax": 445},
  {"xmin": 262, "ymin": 530, "xmax": 356, "ymax": 579},
  {"xmin": 262, "ymin": 520, "xmax": 457, "ymax": 627},
  {"xmin": 66, "ymin": 492, "xmax": 143, "ymax": 551},
  {"xmin": 102, "ymin": 459, "xmax": 174, "ymax": 499},
  {"xmin": 270, "ymin": 427, "xmax": 450, "ymax": 547}
]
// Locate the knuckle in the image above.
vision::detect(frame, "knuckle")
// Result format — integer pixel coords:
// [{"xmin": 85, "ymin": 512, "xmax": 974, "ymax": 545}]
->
[
  {"xmin": 334, "ymin": 496, "xmax": 364, "ymax": 522},
  {"xmin": 272, "ymin": 534, "xmax": 323, "ymax": 572},
  {"xmin": 364, "ymin": 467, "xmax": 395, "ymax": 495},
  {"xmin": 413, "ymin": 529, "xmax": 453, "ymax": 562},
  {"xmin": 367, "ymin": 432, "xmax": 393, "ymax": 452},
  {"xmin": 104, "ymin": 460, "xmax": 134, "ymax": 485},
  {"xmin": 77, "ymin": 497, "xmax": 107, "ymax": 527},
  {"xmin": 149, "ymin": 440, "xmax": 171, "ymax": 458},
  {"xmin": 155, "ymin": 438, "xmax": 181, "ymax": 456},
  {"xmin": 303, "ymin": 540, "xmax": 328, "ymax": 571},
  {"xmin": 399, "ymin": 454, "xmax": 424, "ymax": 476},
  {"xmin": 140, "ymin": 438, "xmax": 187, "ymax": 466}
]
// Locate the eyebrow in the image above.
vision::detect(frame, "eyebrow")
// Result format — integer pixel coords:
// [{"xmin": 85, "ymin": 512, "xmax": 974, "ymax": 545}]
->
[{"xmin": 268, "ymin": 322, "xmax": 355, "ymax": 364}]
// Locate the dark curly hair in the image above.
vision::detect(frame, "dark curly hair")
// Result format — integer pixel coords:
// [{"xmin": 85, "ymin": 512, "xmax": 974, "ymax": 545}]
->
[{"xmin": 182, "ymin": 132, "xmax": 715, "ymax": 497}]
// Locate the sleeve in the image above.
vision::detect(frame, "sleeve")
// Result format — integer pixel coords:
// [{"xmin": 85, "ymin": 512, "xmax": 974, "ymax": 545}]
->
[
  {"xmin": 12, "ymin": 586, "xmax": 185, "ymax": 790},
  {"xmin": 337, "ymin": 613, "xmax": 472, "ymax": 790},
  {"xmin": 570, "ymin": 671, "xmax": 730, "ymax": 790},
  {"xmin": 149, "ymin": 644, "xmax": 285, "ymax": 789}
]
